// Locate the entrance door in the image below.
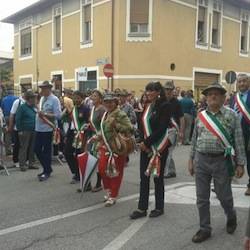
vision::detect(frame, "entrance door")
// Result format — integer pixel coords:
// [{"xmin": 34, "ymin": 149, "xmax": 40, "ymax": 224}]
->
[{"xmin": 194, "ymin": 72, "xmax": 220, "ymax": 100}]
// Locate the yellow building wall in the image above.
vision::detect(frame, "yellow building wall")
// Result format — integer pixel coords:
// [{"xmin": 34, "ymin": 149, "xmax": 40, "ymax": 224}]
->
[{"xmin": 13, "ymin": 0, "xmax": 250, "ymax": 95}]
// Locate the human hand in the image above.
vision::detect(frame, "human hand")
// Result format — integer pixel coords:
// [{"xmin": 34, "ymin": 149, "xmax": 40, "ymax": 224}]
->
[
  {"xmin": 235, "ymin": 166, "xmax": 244, "ymax": 178},
  {"xmin": 188, "ymin": 159, "xmax": 195, "ymax": 176},
  {"xmin": 139, "ymin": 142, "xmax": 150, "ymax": 152}
]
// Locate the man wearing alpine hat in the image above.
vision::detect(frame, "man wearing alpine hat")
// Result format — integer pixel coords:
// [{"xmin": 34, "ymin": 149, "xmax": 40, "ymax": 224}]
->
[
  {"xmin": 188, "ymin": 82, "xmax": 246, "ymax": 243},
  {"xmin": 230, "ymin": 74, "xmax": 250, "ymax": 195},
  {"xmin": 35, "ymin": 81, "xmax": 62, "ymax": 181}
]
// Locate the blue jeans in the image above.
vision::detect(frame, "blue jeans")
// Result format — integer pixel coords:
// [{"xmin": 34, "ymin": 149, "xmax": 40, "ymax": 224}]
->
[{"xmin": 35, "ymin": 132, "xmax": 53, "ymax": 175}]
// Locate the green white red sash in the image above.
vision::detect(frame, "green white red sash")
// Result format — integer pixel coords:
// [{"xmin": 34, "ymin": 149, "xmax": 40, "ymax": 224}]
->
[
  {"xmin": 198, "ymin": 110, "xmax": 235, "ymax": 176},
  {"xmin": 142, "ymin": 104, "xmax": 169, "ymax": 177},
  {"xmin": 100, "ymin": 112, "xmax": 119, "ymax": 178},
  {"xmin": 236, "ymin": 93, "xmax": 250, "ymax": 124},
  {"xmin": 71, "ymin": 106, "xmax": 87, "ymax": 149},
  {"xmin": 142, "ymin": 104, "xmax": 169, "ymax": 154},
  {"xmin": 89, "ymin": 107, "xmax": 98, "ymax": 133}
]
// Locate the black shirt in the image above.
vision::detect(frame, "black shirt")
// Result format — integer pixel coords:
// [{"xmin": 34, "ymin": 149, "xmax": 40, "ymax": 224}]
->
[{"xmin": 169, "ymin": 97, "xmax": 184, "ymax": 126}]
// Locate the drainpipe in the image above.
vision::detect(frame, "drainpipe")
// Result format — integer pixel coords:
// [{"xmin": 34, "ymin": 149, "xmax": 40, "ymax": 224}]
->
[{"xmin": 111, "ymin": 0, "xmax": 115, "ymax": 91}]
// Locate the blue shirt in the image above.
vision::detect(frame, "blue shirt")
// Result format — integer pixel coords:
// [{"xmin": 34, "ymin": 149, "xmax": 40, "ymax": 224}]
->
[
  {"xmin": 35, "ymin": 94, "xmax": 62, "ymax": 132},
  {"xmin": 1, "ymin": 95, "xmax": 18, "ymax": 117},
  {"xmin": 180, "ymin": 97, "xmax": 195, "ymax": 115}
]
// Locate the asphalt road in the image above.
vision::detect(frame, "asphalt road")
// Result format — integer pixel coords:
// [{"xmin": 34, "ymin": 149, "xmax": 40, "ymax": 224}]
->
[{"xmin": 0, "ymin": 145, "xmax": 249, "ymax": 250}]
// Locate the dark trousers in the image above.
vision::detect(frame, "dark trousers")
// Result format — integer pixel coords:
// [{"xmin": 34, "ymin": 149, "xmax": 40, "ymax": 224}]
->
[
  {"xmin": 138, "ymin": 150, "xmax": 168, "ymax": 211},
  {"xmin": 243, "ymin": 128, "xmax": 250, "ymax": 187},
  {"xmin": 35, "ymin": 132, "xmax": 53, "ymax": 175},
  {"xmin": 12, "ymin": 130, "xmax": 19, "ymax": 163},
  {"xmin": 64, "ymin": 130, "xmax": 82, "ymax": 180}
]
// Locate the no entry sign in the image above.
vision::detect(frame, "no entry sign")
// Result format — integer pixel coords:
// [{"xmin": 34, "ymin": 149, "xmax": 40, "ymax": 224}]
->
[{"xmin": 103, "ymin": 64, "xmax": 114, "ymax": 78}]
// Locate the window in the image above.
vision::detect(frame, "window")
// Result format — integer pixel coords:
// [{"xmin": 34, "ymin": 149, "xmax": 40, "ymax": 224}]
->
[
  {"xmin": 78, "ymin": 70, "xmax": 97, "ymax": 92},
  {"xmin": 20, "ymin": 28, "xmax": 32, "ymax": 56},
  {"xmin": 196, "ymin": 0, "xmax": 208, "ymax": 46},
  {"xmin": 53, "ymin": 5, "xmax": 62, "ymax": 51},
  {"xmin": 129, "ymin": 0, "xmax": 149, "ymax": 36},
  {"xmin": 211, "ymin": 0, "xmax": 222, "ymax": 49},
  {"xmin": 52, "ymin": 74, "xmax": 63, "ymax": 95},
  {"xmin": 81, "ymin": 0, "xmax": 92, "ymax": 44},
  {"xmin": 19, "ymin": 17, "xmax": 33, "ymax": 57},
  {"xmin": 240, "ymin": 12, "xmax": 249, "ymax": 54}
]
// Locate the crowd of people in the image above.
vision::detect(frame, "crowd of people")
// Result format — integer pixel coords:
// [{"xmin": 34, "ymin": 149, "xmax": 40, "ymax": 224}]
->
[{"xmin": 0, "ymin": 74, "xmax": 249, "ymax": 247}]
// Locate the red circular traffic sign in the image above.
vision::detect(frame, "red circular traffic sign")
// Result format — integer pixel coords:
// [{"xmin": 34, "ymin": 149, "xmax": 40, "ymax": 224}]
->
[{"xmin": 103, "ymin": 64, "xmax": 114, "ymax": 78}]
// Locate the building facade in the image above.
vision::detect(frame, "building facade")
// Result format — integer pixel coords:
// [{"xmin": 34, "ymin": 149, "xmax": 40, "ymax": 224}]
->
[{"xmin": 2, "ymin": 0, "xmax": 250, "ymax": 98}]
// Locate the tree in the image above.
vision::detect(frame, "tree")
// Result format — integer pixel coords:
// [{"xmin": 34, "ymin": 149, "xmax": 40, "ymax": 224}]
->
[{"xmin": 0, "ymin": 69, "xmax": 12, "ymax": 83}]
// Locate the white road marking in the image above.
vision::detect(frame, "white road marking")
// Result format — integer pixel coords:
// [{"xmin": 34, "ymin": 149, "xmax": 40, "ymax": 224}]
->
[
  {"xmin": 102, "ymin": 216, "xmax": 149, "ymax": 250},
  {"xmin": 0, "ymin": 182, "xmax": 247, "ymax": 238}
]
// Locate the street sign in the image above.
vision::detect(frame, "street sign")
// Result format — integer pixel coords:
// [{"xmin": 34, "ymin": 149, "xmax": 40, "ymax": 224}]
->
[
  {"xmin": 77, "ymin": 67, "xmax": 88, "ymax": 82},
  {"xmin": 225, "ymin": 71, "xmax": 237, "ymax": 84},
  {"xmin": 103, "ymin": 64, "xmax": 114, "ymax": 78},
  {"xmin": 96, "ymin": 58, "xmax": 109, "ymax": 65}
]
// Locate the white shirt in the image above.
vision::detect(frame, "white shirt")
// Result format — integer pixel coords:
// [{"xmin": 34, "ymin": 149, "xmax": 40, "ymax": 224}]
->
[{"xmin": 10, "ymin": 97, "xmax": 25, "ymax": 131}]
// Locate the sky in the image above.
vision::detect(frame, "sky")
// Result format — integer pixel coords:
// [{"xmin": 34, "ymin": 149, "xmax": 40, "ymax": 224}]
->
[{"xmin": 0, "ymin": 0, "xmax": 39, "ymax": 52}]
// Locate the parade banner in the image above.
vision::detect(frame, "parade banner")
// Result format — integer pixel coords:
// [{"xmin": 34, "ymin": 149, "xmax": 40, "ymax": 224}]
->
[{"xmin": 236, "ymin": 93, "xmax": 250, "ymax": 124}]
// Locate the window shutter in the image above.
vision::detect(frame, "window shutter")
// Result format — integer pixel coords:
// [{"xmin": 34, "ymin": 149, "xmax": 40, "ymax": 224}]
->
[
  {"xmin": 130, "ymin": 0, "xmax": 149, "ymax": 24},
  {"xmin": 84, "ymin": 4, "xmax": 91, "ymax": 22}
]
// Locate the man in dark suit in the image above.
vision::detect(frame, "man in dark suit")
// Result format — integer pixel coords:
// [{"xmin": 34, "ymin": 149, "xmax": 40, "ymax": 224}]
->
[{"xmin": 231, "ymin": 74, "xmax": 250, "ymax": 195}]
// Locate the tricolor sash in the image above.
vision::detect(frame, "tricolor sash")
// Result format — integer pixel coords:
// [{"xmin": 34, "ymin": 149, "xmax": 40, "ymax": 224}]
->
[
  {"xmin": 89, "ymin": 107, "xmax": 101, "ymax": 134},
  {"xmin": 198, "ymin": 110, "xmax": 235, "ymax": 176},
  {"xmin": 100, "ymin": 112, "xmax": 119, "ymax": 178},
  {"xmin": 71, "ymin": 107, "xmax": 88, "ymax": 149},
  {"xmin": 142, "ymin": 104, "xmax": 169, "ymax": 177},
  {"xmin": 235, "ymin": 93, "xmax": 250, "ymax": 124}
]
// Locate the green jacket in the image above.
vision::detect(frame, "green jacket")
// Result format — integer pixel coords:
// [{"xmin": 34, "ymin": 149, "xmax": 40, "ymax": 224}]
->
[
  {"xmin": 16, "ymin": 103, "xmax": 36, "ymax": 131},
  {"xmin": 102, "ymin": 108, "xmax": 133, "ymax": 143}
]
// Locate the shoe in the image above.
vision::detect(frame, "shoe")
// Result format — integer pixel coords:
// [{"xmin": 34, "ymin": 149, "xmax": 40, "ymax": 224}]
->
[
  {"xmin": 149, "ymin": 209, "xmax": 164, "ymax": 218},
  {"xmin": 105, "ymin": 198, "xmax": 116, "ymax": 207},
  {"xmin": 37, "ymin": 172, "xmax": 44, "ymax": 177},
  {"xmin": 38, "ymin": 174, "xmax": 50, "ymax": 182},
  {"xmin": 77, "ymin": 188, "xmax": 83, "ymax": 193},
  {"xmin": 20, "ymin": 166, "xmax": 27, "ymax": 172},
  {"xmin": 92, "ymin": 186, "xmax": 102, "ymax": 192},
  {"xmin": 70, "ymin": 179, "xmax": 79, "ymax": 184},
  {"xmin": 130, "ymin": 210, "xmax": 147, "ymax": 220},
  {"xmin": 245, "ymin": 188, "xmax": 250, "ymax": 196},
  {"xmin": 103, "ymin": 191, "xmax": 111, "ymax": 202},
  {"xmin": 164, "ymin": 173, "xmax": 176, "ymax": 179},
  {"xmin": 28, "ymin": 165, "xmax": 39, "ymax": 170},
  {"xmin": 84, "ymin": 183, "xmax": 92, "ymax": 192},
  {"xmin": 226, "ymin": 216, "xmax": 237, "ymax": 234},
  {"xmin": 15, "ymin": 163, "xmax": 20, "ymax": 168},
  {"xmin": 192, "ymin": 230, "xmax": 211, "ymax": 243}
]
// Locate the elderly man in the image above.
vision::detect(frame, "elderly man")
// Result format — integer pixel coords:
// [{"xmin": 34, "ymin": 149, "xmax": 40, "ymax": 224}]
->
[
  {"xmin": 35, "ymin": 81, "xmax": 62, "ymax": 181},
  {"xmin": 189, "ymin": 82, "xmax": 246, "ymax": 243},
  {"xmin": 230, "ymin": 74, "xmax": 250, "ymax": 196}
]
